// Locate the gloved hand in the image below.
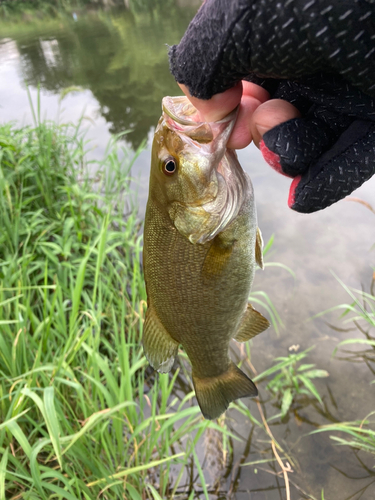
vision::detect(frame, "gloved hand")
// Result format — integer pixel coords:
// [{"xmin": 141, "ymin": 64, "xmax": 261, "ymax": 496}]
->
[{"xmin": 169, "ymin": 0, "xmax": 375, "ymax": 213}]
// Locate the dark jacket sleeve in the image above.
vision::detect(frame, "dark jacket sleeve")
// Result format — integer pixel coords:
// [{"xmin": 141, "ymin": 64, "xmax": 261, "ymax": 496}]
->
[{"xmin": 169, "ymin": 0, "xmax": 375, "ymax": 99}]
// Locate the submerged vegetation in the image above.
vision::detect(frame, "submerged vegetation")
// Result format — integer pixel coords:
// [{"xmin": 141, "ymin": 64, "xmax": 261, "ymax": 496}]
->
[
  {"xmin": 265, "ymin": 347, "xmax": 329, "ymax": 419},
  {"xmin": 314, "ymin": 273, "xmax": 375, "ymax": 493}
]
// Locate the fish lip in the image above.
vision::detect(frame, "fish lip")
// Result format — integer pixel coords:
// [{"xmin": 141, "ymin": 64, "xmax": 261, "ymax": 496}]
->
[{"xmin": 162, "ymin": 95, "xmax": 238, "ymax": 127}]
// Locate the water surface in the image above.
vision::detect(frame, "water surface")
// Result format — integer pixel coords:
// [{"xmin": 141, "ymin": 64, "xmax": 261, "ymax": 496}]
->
[{"xmin": 0, "ymin": 4, "xmax": 374, "ymax": 498}]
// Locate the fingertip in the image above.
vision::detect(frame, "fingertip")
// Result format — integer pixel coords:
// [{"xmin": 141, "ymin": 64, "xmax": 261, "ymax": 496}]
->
[
  {"xmin": 242, "ymin": 81, "xmax": 270, "ymax": 103},
  {"xmin": 178, "ymin": 82, "xmax": 243, "ymax": 122},
  {"xmin": 227, "ymin": 94, "xmax": 260, "ymax": 149},
  {"xmin": 178, "ymin": 83, "xmax": 190, "ymax": 96},
  {"xmin": 251, "ymin": 99, "xmax": 301, "ymax": 147}
]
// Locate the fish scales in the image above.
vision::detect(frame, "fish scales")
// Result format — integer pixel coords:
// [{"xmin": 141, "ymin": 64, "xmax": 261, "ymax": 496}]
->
[
  {"xmin": 145, "ymin": 202, "xmax": 254, "ymax": 377},
  {"xmin": 143, "ymin": 96, "xmax": 270, "ymax": 419}
]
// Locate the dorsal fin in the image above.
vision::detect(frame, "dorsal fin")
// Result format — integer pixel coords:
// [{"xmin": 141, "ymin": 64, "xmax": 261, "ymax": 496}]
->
[{"xmin": 255, "ymin": 227, "xmax": 264, "ymax": 269}]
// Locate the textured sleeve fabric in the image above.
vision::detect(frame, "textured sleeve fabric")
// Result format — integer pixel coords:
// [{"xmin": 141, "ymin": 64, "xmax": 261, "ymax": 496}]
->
[
  {"xmin": 169, "ymin": 0, "xmax": 375, "ymax": 213},
  {"xmin": 169, "ymin": 0, "xmax": 375, "ymax": 99}
]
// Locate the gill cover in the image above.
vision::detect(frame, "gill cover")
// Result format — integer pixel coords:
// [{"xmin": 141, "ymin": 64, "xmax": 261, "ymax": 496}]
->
[{"xmin": 161, "ymin": 96, "xmax": 250, "ymax": 244}]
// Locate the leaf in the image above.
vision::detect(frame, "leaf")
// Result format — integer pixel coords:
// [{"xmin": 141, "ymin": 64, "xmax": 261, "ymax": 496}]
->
[
  {"xmin": 43, "ymin": 387, "xmax": 62, "ymax": 468},
  {"xmin": 281, "ymin": 388, "xmax": 293, "ymax": 417},
  {"xmin": 61, "ymin": 401, "xmax": 136, "ymax": 455},
  {"xmin": 263, "ymin": 262, "xmax": 296, "ymax": 279},
  {"xmin": 126, "ymin": 484, "xmax": 143, "ymax": 500},
  {"xmin": 21, "ymin": 387, "xmax": 62, "ymax": 468},
  {"xmin": 146, "ymin": 484, "xmax": 164, "ymax": 500},
  {"xmin": 40, "ymin": 481, "xmax": 80, "ymax": 500},
  {"xmin": 4, "ymin": 421, "xmax": 32, "ymax": 459},
  {"xmin": 297, "ymin": 364, "xmax": 315, "ymax": 372},
  {"xmin": 254, "ymin": 349, "xmax": 311, "ymax": 382},
  {"xmin": 87, "ymin": 453, "xmax": 185, "ymax": 487},
  {"xmin": 0, "ymin": 447, "xmax": 9, "ymax": 500},
  {"xmin": 304, "ymin": 369, "xmax": 329, "ymax": 379},
  {"xmin": 262, "ymin": 234, "xmax": 274, "ymax": 256},
  {"xmin": 59, "ymin": 86, "xmax": 85, "ymax": 101},
  {"xmin": 192, "ymin": 447, "xmax": 209, "ymax": 500},
  {"xmin": 298, "ymin": 375, "xmax": 323, "ymax": 405},
  {"xmin": 338, "ymin": 339, "xmax": 375, "ymax": 347},
  {"xmin": 0, "ymin": 410, "xmax": 30, "ymax": 431}
]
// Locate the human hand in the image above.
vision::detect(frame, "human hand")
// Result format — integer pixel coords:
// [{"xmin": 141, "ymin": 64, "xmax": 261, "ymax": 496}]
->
[
  {"xmin": 178, "ymin": 81, "xmax": 300, "ymax": 150},
  {"xmin": 170, "ymin": 0, "xmax": 375, "ymax": 213}
]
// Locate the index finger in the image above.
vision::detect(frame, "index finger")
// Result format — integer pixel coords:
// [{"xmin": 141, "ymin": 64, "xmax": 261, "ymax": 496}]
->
[{"xmin": 178, "ymin": 82, "xmax": 243, "ymax": 122}]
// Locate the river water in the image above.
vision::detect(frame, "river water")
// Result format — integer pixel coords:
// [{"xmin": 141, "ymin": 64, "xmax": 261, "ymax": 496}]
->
[{"xmin": 0, "ymin": 3, "xmax": 374, "ymax": 499}]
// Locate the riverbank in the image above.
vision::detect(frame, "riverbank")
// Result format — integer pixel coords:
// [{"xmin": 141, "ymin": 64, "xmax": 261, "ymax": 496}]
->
[{"xmin": 0, "ymin": 113, "xmax": 226, "ymax": 498}]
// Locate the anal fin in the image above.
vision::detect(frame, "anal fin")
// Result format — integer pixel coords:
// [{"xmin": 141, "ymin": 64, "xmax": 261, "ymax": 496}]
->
[
  {"xmin": 234, "ymin": 303, "xmax": 270, "ymax": 342},
  {"xmin": 142, "ymin": 306, "xmax": 179, "ymax": 373}
]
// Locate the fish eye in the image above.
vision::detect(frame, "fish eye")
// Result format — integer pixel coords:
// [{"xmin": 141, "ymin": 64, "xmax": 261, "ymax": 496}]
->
[{"xmin": 162, "ymin": 158, "xmax": 177, "ymax": 176}]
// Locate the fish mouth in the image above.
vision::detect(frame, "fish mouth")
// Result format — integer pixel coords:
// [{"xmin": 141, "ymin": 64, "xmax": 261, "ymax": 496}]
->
[
  {"xmin": 162, "ymin": 95, "xmax": 238, "ymax": 129},
  {"xmin": 162, "ymin": 96, "xmax": 199, "ymax": 126},
  {"xmin": 161, "ymin": 95, "xmax": 238, "ymax": 149}
]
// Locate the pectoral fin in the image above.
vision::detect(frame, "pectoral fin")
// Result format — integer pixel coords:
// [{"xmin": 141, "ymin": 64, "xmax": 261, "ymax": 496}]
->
[
  {"xmin": 234, "ymin": 304, "xmax": 270, "ymax": 342},
  {"xmin": 142, "ymin": 307, "xmax": 179, "ymax": 373},
  {"xmin": 202, "ymin": 237, "xmax": 233, "ymax": 279},
  {"xmin": 255, "ymin": 227, "xmax": 264, "ymax": 269}
]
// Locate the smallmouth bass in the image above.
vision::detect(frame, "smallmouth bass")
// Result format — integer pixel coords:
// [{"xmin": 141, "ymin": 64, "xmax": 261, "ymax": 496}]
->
[{"xmin": 143, "ymin": 96, "xmax": 269, "ymax": 420}]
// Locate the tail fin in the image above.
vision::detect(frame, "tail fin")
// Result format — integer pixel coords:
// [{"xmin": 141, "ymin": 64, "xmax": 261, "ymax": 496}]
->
[{"xmin": 192, "ymin": 362, "xmax": 258, "ymax": 420}]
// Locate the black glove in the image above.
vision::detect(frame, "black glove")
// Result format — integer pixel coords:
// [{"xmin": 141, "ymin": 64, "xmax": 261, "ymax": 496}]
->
[{"xmin": 169, "ymin": 0, "xmax": 375, "ymax": 213}]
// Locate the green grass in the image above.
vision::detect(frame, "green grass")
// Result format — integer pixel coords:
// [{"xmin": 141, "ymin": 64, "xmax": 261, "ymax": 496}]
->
[
  {"xmin": 0, "ymin": 110, "xmax": 238, "ymax": 498},
  {"xmin": 0, "ymin": 0, "xmax": 172, "ymax": 20},
  {"xmin": 0, "ymin": 0, "xmax": 77, "ymax": 19},
  {"xmin": 312, "ymin": 414, "xmax": 375, "ymax": 455},
  {"xmin": 313, "ymin": 275, "xmax": 375, "ymax": 460},
  {"xmin": 260, "ymin": 347, "xmax": 329, "ymax": 419},
  {"xmin": 3, "ymin": 98, "xmax": 363, "ymax": 498}
]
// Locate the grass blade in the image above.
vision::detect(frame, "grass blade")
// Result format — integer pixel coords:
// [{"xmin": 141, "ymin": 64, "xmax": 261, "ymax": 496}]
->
[
  {"xmin": 0, "ymin": 447, "xmax": 8, "ymax": 500},
  {"xmin": 87, "ymin": 453, "xmax": 185, "ymax": 487}
]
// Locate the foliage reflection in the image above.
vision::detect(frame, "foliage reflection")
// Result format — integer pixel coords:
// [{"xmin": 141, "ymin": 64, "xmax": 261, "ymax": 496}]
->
[{"xmin": 1, "ymin": 2, "xmax": 199, "ymax": 149}]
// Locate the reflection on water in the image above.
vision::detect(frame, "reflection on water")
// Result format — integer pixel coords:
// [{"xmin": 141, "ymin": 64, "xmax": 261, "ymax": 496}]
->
[
  {"xmin": 1, "ymin": 3, "xmax": 375, "ymax": 499},
  {"xmin": 1, "ymin": 2, "xmax": 198, "ymax": 149}
]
